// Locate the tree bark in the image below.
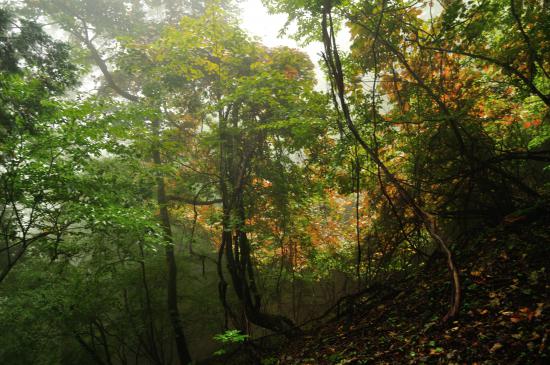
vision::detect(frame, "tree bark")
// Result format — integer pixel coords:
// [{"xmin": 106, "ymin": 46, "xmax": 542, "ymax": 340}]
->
[
  {"xmin": 77, "ymin": 24, "xmax": 194, "ymax": 360},
  {"xmin": 152, "ymin": 120, "xmax": 192, "ymax": 365},
  {"xmin": 216, "ymin": 108, "xmax": 299, "ymax": 336}
]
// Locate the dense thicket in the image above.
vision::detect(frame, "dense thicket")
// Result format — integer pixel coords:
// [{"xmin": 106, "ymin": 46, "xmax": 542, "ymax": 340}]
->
[{"xmin": 1, "ymin": 0, "xmax": 548, "ymax": 364}]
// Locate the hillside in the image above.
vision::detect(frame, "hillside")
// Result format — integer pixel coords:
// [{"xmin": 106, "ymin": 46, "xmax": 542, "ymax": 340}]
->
[
  {"xmin": 2, "ymin": 1, "xmax": 549, "ymax": 364},
  {"xmin": 257, "ymin": 214, "xmax": 549, "ymax": 364}
]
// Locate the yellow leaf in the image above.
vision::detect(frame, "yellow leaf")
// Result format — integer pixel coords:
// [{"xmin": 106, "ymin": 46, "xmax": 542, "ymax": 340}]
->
[{"xmin": 490, "ymin": 343, "xmax": 503, "ymax": 352}]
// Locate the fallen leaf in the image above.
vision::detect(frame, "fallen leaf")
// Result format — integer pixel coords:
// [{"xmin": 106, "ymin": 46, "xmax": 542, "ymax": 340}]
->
[
  {"xmin": 490, "ymin": 343, "xmax": 503, "ymax": 353},
  {"xmin": 534, "ymin": 303, "xmax": 543, "ymax": 318},
  {"xmin": 429, "ymin": 347, "xmax": 444, "ymax": 355},
  {"xmin": 510, "ymin": 315, "xmax": 522, "ymax": 323}
]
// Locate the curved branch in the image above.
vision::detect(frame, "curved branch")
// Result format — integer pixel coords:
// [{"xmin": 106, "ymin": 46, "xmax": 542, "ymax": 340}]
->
[
  {"xmin": 322, "ymin": 2, "xmax": 461, "ymax": 321},
  {"xmin": 48, "ymin": 3, "xmax": 141, "ymax": 102},
  {"xmin": 77, "ymin": 33, "xmax": 141, "ymax": 102},
  {"xmin": 166, "ymin": 195, "xmax": 222, "ymax": 205}
]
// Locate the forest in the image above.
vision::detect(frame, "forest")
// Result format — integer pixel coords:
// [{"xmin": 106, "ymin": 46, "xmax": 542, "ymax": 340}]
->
[{"xmin": 0, "ymin": 0, "xmax": 548, "ymax": 364}]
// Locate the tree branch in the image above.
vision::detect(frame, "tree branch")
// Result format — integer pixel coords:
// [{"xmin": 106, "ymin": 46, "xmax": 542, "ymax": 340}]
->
[{"xmin": 166, "ymin": 195, "xmax": 222, "ymax": 205}]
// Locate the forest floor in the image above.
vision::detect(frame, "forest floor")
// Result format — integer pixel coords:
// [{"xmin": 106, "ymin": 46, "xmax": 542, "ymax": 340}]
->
[{"xmin": 262, "ymin": 214, "xmax": 549, "ymax": 364}]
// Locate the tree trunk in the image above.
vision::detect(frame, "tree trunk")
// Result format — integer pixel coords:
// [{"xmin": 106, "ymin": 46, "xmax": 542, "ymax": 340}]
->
[
  {"xmin": 152, "ymin": 120, "xmax": 192, "ymax": 365},
  {"xmin": 79, "ymin": 29, "xmax": 193, "ymax": 362},
  {"xmin": 216, "ymin": 108, "xmax": 299, "ymax": 336}
]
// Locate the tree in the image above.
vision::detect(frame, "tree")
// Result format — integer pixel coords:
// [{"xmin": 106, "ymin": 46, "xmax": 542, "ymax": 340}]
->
[
  {"xmin": 265, "ymin": 0, "xmax": 549, "ymax": 320},
  {"xmin": 0, "ymin": 9, "xmax": 180, "ymax": 364},
  {"xmin": 17, "ymin": 2, "xmax": 227, "ymax": 362},
  {"xmin": 138, "ymin": 4, "xmax": 330, "ymax": 335},
  {"xmin": 1, "ymin": 8, "xmax": 80, "ymax": 283}
]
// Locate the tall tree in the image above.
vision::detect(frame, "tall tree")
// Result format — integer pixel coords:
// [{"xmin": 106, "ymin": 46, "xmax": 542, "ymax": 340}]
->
[
  {"xmin": 135, "ymin": 4, "xmax": 329, "ymax": 334},
  {"xmin": 265, "ymin": 0, "xmax": 549, "ymax": 320},
  {"xmin": 0, "ymin": 8, "xmax": 79, "ymax": 283},
  {"xmin": 9, "ymin": 1, "xmax": 220, "ymax": 362}
]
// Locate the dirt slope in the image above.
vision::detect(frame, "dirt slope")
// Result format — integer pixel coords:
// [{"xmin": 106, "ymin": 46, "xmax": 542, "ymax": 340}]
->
[{"xmin": 272, "ymin": 217, "xmax": 549, "ymax": 365}]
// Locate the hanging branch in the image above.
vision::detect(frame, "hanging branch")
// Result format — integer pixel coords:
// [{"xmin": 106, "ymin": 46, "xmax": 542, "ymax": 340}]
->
[{"xmin": 321, "ymin": 0, "xmax": 460, "ymax": 321}]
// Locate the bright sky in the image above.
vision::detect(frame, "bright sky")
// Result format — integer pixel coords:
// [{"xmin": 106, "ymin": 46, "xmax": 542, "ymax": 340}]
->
[
  {"xmin": 240, "ymin": 0, "xmax": 349, "ymax": 90},
  {"xmin": 79, "ymin": 0, "xmax": 345, "ymax": 93},
  {"xmin": 239, "ymin": 0, "xmax": 441, "ymax": 89}
]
